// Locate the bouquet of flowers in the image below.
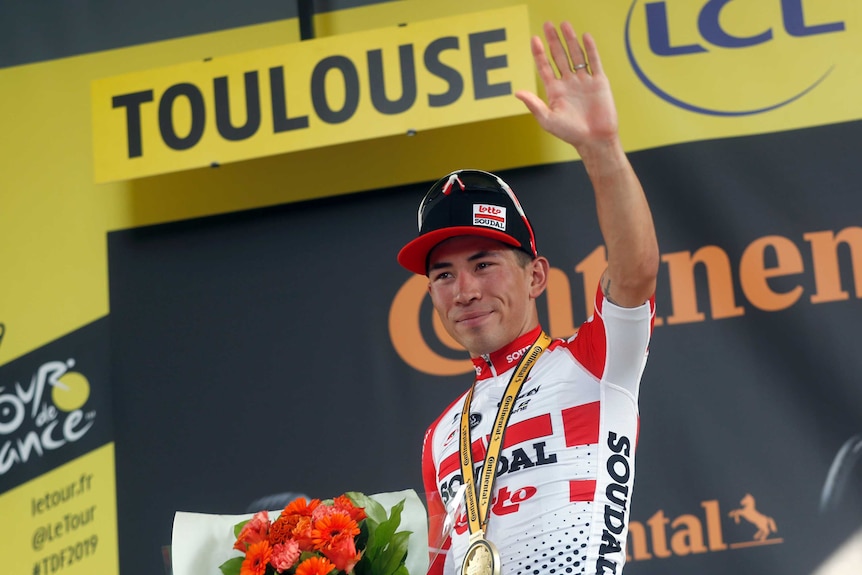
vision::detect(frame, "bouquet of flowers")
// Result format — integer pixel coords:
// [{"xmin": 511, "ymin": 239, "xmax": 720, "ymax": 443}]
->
[{"xmin": 220, "ymin": 492, "xmax": 412, "ymax": 575}]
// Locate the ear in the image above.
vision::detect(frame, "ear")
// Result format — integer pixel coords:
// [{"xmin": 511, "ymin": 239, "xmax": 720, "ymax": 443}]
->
[{"xmin": 528, "ymin": 256, "xmax": 550, "ymax": 299}]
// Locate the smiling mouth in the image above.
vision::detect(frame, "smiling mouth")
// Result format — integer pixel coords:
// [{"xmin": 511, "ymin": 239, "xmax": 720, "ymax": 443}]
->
[{"xmin": 456, "ymin": 311, "xmax": 492, "ymax": 325}]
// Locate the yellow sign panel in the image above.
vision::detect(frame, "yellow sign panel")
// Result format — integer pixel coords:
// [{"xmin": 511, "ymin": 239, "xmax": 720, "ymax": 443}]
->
[
  {"xmin": 91, "ymin": 5, "xmax": 535, "ymax": 183},
  {"xmin": 615, "ymin": 0, "xmax": 861, "ymax": 145},
  {"xmin": 622, "ymin": 0, "xmax": 854, "ymax": 115},
  {"xmin": 0, "ymin": 444, "xmax": 119, "ymax": 575}
]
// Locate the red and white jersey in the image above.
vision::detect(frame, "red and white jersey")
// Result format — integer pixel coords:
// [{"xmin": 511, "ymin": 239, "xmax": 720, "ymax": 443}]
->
[{"xmin": 423, "ymin": 285, "xmax": 655, "ymax": 575}]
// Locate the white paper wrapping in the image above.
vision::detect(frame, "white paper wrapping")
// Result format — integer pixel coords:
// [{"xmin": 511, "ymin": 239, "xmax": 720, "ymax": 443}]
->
[{"xmin": 171, "ymin": 489, "xmax": 429, "ymax": 575}]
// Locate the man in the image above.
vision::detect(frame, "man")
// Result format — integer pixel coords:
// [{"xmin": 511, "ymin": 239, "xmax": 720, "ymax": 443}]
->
[{"xmin": 397, "ymin": 21, "xmax": 659, "ymax": 575}]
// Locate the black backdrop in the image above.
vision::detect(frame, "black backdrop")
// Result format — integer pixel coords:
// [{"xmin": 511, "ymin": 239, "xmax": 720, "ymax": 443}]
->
[{"xmin": 109, "ymin": 120, "xmax": 862, "ymax": 575}]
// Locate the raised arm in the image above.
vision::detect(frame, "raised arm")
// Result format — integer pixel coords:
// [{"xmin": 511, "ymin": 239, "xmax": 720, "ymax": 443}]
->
[{"xmin": 516, "ymin": 21, "xmax": 659, "ymax": 307}]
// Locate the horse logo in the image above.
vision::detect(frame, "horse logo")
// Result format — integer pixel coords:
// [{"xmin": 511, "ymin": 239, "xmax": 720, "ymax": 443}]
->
[{"xmin": 728, "ymin": 493, "xmax": 778, "ymax": 541}]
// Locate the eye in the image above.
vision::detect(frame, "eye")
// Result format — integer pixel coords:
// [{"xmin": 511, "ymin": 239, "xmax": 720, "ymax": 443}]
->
[
  {"xmin": 431, "ymin": 270, "xmax": 453, "ymax": 282},
  {"xmin": 475, "ymin": 261, "xmax": 494, "ymax": 271}
]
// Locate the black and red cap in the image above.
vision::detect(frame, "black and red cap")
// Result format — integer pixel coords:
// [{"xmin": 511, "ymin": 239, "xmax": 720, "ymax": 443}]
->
[{"xmin": 397, "ymin": 169, "xmax": 538, "ymax": 275}]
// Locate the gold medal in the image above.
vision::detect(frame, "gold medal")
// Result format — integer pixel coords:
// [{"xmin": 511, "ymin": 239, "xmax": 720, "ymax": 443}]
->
[{"xmin": 461, "ymin": 534, "xmax": 501, "ymax": 575}]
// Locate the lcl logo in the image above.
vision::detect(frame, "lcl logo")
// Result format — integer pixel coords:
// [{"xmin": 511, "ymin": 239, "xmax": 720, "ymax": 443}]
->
[{"xmin": 624, "ymin": 0, "xmax": 846, "ymax": 116}]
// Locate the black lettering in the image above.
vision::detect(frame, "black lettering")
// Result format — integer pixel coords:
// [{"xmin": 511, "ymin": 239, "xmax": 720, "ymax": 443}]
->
[
  {"xmin": 485, "ymin": 456, "xmax": 496, "ymax": 478},
  {"xmin": 508, "ymin": 448, "xmax": 535, "ymax": 473},
  {"xmin": 368, "ymin": 44, "xmax": 417, "ymax": 114},
  {"xmin": 311, "ymin": 56, "xmax": 359, "ymax": 124},
  {"xmin": 112, "ymin": 90, "xmax": 154, "ymax": 158},
  {"xmin": 439, "ymin": 483, "xmax": 451, "ymax": 505},
  {"xmin": 269, "ymin": 66, "xmax": 309, "ymax": 132},
  {"xmin": 214, "ymin": 71, "xmax": 261, "ymax": 141},
  {"xmin": 607, "ymin": 454, "xmax": 630, "ymax": 484},
  {"xmin": 442, "ymin": 474, "xmax": 463, "ymax": 506},
  {"xmin": 492, "ymin": 455, "xmax": 508, "ymax": 477},
  {"xmin": 607, "ymin": 431, "xmax": 631, "ymax": 456},
  {"xmin": 468, "ymin": 29, "xmax": 511, "ymax": 100},
  {"xmin": 596, "ymin": 556, "xmax": 618, "ymax": 574},
  {"xmin": 475, "ymin": 462, "xmax": 484, "ymax": 478},
  {"xmin": 604, "ymin": 505, "xmax": 626, "ymax": 535},
  {"xmin": 533, "ymin": 441, "xmax": 557, "ymax": 465},
  {"xmin": 606, "ymin": 482, "xmax": 629, "ymax": 508},
  {"xmin": 158, "ymin": 83, "xmax": 205, "ymax": 150},
  {"xmin": 599, "ymin": 529, "xmax": 622, "ymax": 556},
  {"xmin": 424, "ymin": 36, "xmax": 463, "ymax": 107}
]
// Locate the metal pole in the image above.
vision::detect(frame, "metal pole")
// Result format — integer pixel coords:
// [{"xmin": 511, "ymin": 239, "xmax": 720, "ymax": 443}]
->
[{"xmin": 298, "ymin": 0, "xmax": 315, "ymax": 40}]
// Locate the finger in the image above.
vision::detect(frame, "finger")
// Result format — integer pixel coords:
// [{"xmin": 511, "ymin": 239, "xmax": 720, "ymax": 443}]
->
[
  {"xmin": 543, "ymin": 21, "xmax": 572, "ymax": 76},
  {"xmin": 529, "ymin": 34, "xmax": 557, "ymax": 87},
  {"xmin": 561, "ymin": 22, "xmax": 587, "ymax": 70},
  {"xmin": 514, "ymin": 90, "xmax": 551, "ymax": 127},
  {"xmin": 583, "ymin": 32, "xmax": 604, "ymax": 76}
]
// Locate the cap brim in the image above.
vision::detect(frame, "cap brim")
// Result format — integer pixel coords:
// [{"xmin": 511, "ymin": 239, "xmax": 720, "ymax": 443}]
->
[{"xmin": 397, "ymin": 226, "xmax": 522, "ymax": 275}]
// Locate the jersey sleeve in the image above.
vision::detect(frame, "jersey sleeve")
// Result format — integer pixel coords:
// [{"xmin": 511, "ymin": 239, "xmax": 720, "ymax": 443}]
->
[{"xmin": 565, "ymin": 283, "xmax": 655, "ymax": 400}]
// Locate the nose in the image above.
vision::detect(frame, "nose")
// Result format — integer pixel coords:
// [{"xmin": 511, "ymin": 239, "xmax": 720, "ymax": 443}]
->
[{"xmin": 454, "ymin": 271, "xmax": 481, "ymax": 304}]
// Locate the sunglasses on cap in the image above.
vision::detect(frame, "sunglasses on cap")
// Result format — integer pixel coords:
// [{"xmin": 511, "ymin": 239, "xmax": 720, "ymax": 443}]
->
[
  {"xmin": 417, "ymin": 169, "xmax": 537, "ymax": 251},
  {"xmin": 397, "ymin": 169, "xmax": 538, "ymax": 275}
]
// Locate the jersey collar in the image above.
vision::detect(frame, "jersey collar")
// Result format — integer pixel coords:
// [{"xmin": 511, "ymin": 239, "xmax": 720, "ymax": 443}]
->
[{"xmin": 472, "ymin": 326, "xmax": 544, "ymax": 380}]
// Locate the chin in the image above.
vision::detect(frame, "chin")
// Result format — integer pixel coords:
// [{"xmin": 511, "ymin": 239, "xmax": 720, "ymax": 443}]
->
[
  {"xmin": 454, "ymin": 322, "xmax": 507, "ymax": 357},
  {"xmin": 461, "ymin": 336, "xmax": 500, "ymax": 358}
]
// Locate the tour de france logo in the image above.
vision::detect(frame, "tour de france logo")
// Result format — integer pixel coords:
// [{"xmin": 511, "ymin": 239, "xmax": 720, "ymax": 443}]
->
[{"xmin": 0, "ymin": 357, "xmax": 96, "ymax": 476}]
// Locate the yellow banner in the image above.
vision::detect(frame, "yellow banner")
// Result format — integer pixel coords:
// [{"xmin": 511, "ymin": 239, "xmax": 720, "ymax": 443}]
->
[
  {"xmin": 0, "ymin": 444, "xmax": 119, "ymax": 575},
  {"xmin": 90, "ymin": 5, "xmax": 535, "ymax": 183},
  {"xmin": 614, "ymin": 0, "xmax": 861, "ymax": 147}
]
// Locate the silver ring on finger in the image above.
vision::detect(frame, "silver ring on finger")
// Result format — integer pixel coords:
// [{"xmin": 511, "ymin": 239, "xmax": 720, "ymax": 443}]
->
[{"xmin": 572, "ymin": 63, "xmax": 588, "ymax": 72}]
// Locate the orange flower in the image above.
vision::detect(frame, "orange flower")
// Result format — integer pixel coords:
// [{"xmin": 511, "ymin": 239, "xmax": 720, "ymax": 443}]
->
[
  {"xmin": 240, "ymin": 540, "xmax": 272, "ymax": 575},
  {"xmin": 333, "ymin": 495, "xmax": 367, "ymax": 523},
  {"xmin": 294, "ymin": 555, "xmax": 336, "ymax": 575},
  {"xmin": 292, "ymin": 515, "xmax": 316, "ymax": 551},
  {"xmin": 270, "ymin": 498, "xmax": 316, "ymax": 546},
  {"xmin": 234, "ymin": 511, "xmax": 271, "ymax": 552},
  {"xmin": 282, "ymin": 497, "xmax": 321, "ymax": 517},
  {"xmin": 312, "ymin": 510, "xmax": 359, "ymax": 547},
  {"xmin": 268, "ymin": 515, "xmax": 296, "ymax": 547},
  {"xmin": 318, "ymin": 533, "xmax": 362, "ymax": 572}
]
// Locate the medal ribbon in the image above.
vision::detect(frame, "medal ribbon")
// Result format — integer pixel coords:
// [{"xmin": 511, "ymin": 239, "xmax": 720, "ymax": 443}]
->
[{"xmin": 459, "ymin": 332, "xmax": 551, "ymax": 538}]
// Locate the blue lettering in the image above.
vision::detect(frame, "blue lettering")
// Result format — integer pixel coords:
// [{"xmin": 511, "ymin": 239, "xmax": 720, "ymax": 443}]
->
[
  {"xmin": 698, "ymin": 0, "xmax": 772, "ymax": 48},
  {"xmin": 782, "ymin": 0, "xmax": 845, "ymax": 37},
  {"xmin": 626, "ymin": 0, "xmax": 842, "ymax": 116},
  {"xmin": 646, "ymin": 1, "xmax": 706, "ymax": 56},
  {"xmin": 647, "ymin": 0, "xmax": 845, "ymax": 56}
]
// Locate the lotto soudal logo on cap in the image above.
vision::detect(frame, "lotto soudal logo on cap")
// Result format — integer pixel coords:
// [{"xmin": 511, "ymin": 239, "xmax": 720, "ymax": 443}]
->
[
  {"xmin": 473, "ymin": 204, "xmax": 507, "ymax": 231},
  {"xmin": 397, "ymin": 168, "xmax": 538, "ymax": 276}
]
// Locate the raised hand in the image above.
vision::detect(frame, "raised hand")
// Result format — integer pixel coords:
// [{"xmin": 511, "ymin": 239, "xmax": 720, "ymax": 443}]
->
[{"xmin": 515, "ymin": 21, "xmax": 620, "ymax": 153}]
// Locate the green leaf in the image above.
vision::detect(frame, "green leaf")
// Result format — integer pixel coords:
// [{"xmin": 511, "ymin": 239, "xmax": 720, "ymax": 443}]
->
[
  {"xmin": 355, "ymin": 518, "xmax": 370, "ymax": 551},
  {"xmin": 347, "ymin": 496, "xmax": 412, "ymax": 575},
  {"xmin": 346, "ymin": 492, "xmax": 388, "ymax": 524},
  {"xmin": 233, "ymin": 519, "xmax": 249, "ymax": 538},
  {"xmin": 219, "ymin": 556, "xmax": 243, "ymax": 575},
  {"xmin": 369, "ymin": 499, "xmax": 404, "ymax": 555},
  {"xmin": 298, "ymin": 550, "xmax": 320, "ymax": 563},
  {"xmin": 379, "ymin": 531, "xmax": 411, "ymax": 575},
  {"xmin": 362, "ymin": 517, "xmax": 378, "ymax": 555}
]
